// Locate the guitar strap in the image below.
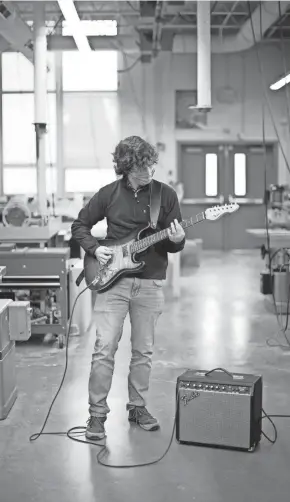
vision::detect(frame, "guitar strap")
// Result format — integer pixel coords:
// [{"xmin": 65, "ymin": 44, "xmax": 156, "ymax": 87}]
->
[
  {"xmin": 149, "ymin": 180, "xmax": 162, "ymax": 229},
  {"xmin": 75, "ymin": 179, "xmax": 162, "ymax": 287}
]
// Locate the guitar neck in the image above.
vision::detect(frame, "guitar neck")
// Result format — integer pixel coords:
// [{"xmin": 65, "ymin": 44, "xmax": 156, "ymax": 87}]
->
[{"xmin": 131, "ymin": 212, "xmax": 205, "ymax": 253}]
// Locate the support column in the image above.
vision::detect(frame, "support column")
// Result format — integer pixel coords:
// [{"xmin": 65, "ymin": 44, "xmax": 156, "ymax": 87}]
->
[
  {"xmin": 55, "ymin": 51, "xmax": 64, "ymax": 199},
  {"xmin": 197, "ymin": 0, "xmax": 211, "ymax": 109},
  {"xmin": 142, "ymin": 61, "xmax": 156, "ymax": 144},
  {"xmin": 0, "ymin": 55, "xmax": 3, "ymax": 196},
  {"xmin": 33, "ymin": 3, "xmax": 47, "ymax": 221}
]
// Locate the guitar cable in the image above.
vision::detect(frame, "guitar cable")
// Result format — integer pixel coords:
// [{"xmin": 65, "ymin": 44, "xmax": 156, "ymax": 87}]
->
[
  {"xmin": 29, "ymin": 278, "xmax": 178, "ymax": 467},
  {"xmin": 29, "ymin": 276, "xmax": 281, "ymax": 466},
  {"xmin": 29, "ymin": 1, "xmax": 290, "ymax": 463},
  {"xmin": 245, "ymin": 0, "xmax": 290, "ymax": 432},
  {"xmin": 247, "ymin": 0, "xmax": 290, "ymax": 348}
]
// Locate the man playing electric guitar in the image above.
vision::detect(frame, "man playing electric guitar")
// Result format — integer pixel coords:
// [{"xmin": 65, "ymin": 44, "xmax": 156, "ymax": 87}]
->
[{"xmin": 71, "ymin": 136, "xmax": 185, "ymax": 440}]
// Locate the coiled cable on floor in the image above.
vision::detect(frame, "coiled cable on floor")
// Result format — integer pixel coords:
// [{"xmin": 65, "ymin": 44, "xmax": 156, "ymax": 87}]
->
[
  {"xmin": 29, "ymin": 277, "xmax": 179, "ymax": 467},
  {"xmin": 29, "ymin": 283, "xmax": 92, "ymax": 442},
  {"xmin": 29, "ymin": 316, "xmax": 285, "ymax": 468}
]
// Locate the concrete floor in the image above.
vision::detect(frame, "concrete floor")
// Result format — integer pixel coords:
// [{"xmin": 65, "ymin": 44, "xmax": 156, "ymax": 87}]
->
[{"xmin": 1, "ymin": 250, "xmax": 290, "ymax": 502}]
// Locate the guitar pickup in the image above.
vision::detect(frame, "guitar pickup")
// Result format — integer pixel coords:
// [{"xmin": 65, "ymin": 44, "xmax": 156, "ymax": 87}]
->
[{"xmin": 122, "ymin": 246, "xmax": 128, "ymax": 257}]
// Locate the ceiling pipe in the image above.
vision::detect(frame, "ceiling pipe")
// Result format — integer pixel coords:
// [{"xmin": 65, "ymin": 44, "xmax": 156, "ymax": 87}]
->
[
  {"xmin": 44, "ymin": 1, "xmax": 290, "ymax": 55},
  {"xmin": 152, "ymin": 0, "xmax": 163, "ymax": 58},
  {"xmin": 197, "ymin": 1, "xmax": 211, "ymax": 109},
  {"xmin": 173, "ymin": 1, "xmax": 290, "ymax": 53}
]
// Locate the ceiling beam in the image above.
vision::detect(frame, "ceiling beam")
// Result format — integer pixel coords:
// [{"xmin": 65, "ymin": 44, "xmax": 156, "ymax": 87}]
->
[
  {"xmin": 0, "ymin": 1, "xmax": 34, "ymax": 63},
  {"xmin": 220, "ymin": 1, "xmax": 240, "ymax": 28},
  {"xmin": 173, "ymin": 1, "xmax": 290, "ymax": 53},
  {"xmin": 47, "ymin": 34, "xmax": 142, "ymax": 54}
]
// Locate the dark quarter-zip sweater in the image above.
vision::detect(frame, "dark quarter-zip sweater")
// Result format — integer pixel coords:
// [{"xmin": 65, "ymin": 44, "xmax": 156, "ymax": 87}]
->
[{"xmin": 71, "ymin": 177, "xmax": 185, "ymax": 280}]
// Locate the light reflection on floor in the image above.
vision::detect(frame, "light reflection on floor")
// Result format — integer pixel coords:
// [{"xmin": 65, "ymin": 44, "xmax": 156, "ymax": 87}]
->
[{"xmin": 1, "ymin": 251, "xmax": 290, "ymax": 502}]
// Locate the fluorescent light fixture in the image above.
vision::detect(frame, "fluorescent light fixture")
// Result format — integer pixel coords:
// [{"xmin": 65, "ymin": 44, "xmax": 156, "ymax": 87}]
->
[
  {"xmin": 270, "ymin": 73, "xmax": 290, "ymax": 91},
  {"xmin": 58, "ymin": 0, "xmax": 91, "ymax": 52},
  {"xmin": 63, "ymin": 20, "xmax": 117, "ymax": 37}
]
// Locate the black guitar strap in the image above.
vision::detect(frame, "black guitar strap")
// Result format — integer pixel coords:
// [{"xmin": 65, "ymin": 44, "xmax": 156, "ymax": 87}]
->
[
  {"xmin": 149, "ymin": 180, "xmax": 162, "ymax": 229},
  {"xmin": 75, "ymin": 179, "xmax": 162, "ymax": 286}
]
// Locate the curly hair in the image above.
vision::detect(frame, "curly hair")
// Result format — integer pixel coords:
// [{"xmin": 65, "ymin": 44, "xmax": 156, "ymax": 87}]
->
[{"xmin": 112, "ymin": 136, "xmax": 158, "ymax": 177}]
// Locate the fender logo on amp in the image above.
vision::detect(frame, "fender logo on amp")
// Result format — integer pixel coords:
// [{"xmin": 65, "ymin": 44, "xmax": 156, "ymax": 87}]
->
[{"xmin": 181, "ymin": 391, "xmax": 200, "ymax": 406}]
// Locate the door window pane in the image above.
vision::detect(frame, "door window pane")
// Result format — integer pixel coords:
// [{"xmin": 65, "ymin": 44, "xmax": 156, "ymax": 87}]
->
[
  {"xmin": 234, "ymin": 153, "xmax": 246, "ymax": 196},
  {"xmin": 3, "ymin": 94, "xmax": 56, "ymax": 164},
  {"xmin": 62, "ymin": 51, "xmax": 118, "ymax": 91},
  {"xmin": 3, "ymin": 167, "xmax": 57, "ymax": 195},
  {"xmin": 205, "ymin": 154, "xmax": 218, "ymax": 196},
  {"xmin": 65, "ymin": 168, "xmax": 116, "ymax": 193},
  {"xmin": 2, "ymin": 52, "xmax": 56, "ymax": 91}
]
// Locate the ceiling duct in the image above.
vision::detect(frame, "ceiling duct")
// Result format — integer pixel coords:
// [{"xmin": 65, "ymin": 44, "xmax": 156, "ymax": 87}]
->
[{"xmin": 173, "ymin": 1, "xmax": 290, "ymax": 53}]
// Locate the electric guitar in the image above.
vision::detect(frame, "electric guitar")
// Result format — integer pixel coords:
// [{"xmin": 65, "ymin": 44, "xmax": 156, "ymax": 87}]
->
[{"xmin": 83, "ymin": 203, "xmax": 239, "ymax": 292}]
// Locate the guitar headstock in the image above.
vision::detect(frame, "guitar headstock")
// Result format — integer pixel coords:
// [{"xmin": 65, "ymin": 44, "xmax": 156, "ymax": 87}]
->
[{"xmin": 205, "ymin": 203, "xmax": 239, "ymax": 221}]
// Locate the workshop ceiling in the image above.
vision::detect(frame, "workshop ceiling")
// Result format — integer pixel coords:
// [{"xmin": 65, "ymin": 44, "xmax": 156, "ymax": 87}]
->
[
  {"xmin": 12, "ymin": 1, "xmax": 290, "ymax": 37},
  {"xmin": 4, "ymin": 1, "xmax": 290, "ymax": 60}
]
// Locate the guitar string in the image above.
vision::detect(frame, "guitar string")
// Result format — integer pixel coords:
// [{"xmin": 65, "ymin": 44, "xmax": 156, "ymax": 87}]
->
[
  {"xmin": 81, "ymin": 215, "xmax": 198, "ymax": 278},
  {"xmin": 80, "ymin": 204, "xmax": 235, "ymax": 279}
]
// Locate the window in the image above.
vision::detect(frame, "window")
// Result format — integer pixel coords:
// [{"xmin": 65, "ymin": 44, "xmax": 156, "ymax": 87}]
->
[
  {"xmin": 3, "ymin": 167, "xmax": 57, "ymax": 195},
  {"xmin": 234, "ymin": 153, "xmax": 246, "ymax": 196},
  {"xmin": 2, "ymin": 52, "xmax": 56, "ymax": 92},
  {"xmin": 205, "ymin": 154, "xmax": 218, "ymax": 196},
  {"xmin": 62, "ymin": 51, "xmax": 118, "ymax": 91},
  {"xmin": 65, "ymin": 168, "xmax": 116, "ymax": 193},
  {"xmin": 63, "ymin": 93, "xmax": 120, "ymax": 168},
  {"xmin": 3, "ymin": 94, "xmax": 56, "ymax": 164}
]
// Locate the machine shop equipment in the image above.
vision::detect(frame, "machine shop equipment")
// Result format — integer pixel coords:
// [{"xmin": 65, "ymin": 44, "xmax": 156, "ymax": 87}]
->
[
  {"xmin": 2, "ymin": 196, "xmax": 32, "ymax": 227},
  {"xmin": 258, "ymin": 185, "xmax": 290, "ymax": 308},
  {"xmin": 265, "ymin": 184, "xmax": 290, "ymax": 230},
  {"xmin": 0, "ymin": 248, "xmax": 70, "ymax": 349},
  {"xmin": 0, "ymin": 265, "xmax": 31, "ymax": 420}
]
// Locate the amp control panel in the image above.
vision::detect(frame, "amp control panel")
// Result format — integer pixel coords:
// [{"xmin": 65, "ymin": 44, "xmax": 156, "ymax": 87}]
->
[{"xmin": 179, "ymin": 381, "xmax": 251, "ymax": 395}]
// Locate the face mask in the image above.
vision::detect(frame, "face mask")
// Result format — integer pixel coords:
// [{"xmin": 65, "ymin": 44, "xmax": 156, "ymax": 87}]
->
[{"xmin": 130, "ymin": 168, "xmax": 155, "ymax": 186}]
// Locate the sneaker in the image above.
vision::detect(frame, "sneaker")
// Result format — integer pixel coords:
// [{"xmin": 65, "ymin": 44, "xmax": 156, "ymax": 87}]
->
[
  {"xmin": 128, "ymin": 406, "xmax": 160, "ymax": 431},
  {"xmin": 86, "ymin": 416, "xmax": 106, "ymax": 440}
]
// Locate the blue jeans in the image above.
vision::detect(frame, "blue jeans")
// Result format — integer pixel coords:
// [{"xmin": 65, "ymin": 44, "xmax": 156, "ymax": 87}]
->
[{"xmin": 89, "ymin": 276, "xmax": 165, "ymax": 417}]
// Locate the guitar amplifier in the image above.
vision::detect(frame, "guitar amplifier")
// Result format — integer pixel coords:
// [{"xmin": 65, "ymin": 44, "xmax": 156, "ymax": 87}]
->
[{"xmin": 176, "ymin": 368, "xmax": 262, "ymax": 452}]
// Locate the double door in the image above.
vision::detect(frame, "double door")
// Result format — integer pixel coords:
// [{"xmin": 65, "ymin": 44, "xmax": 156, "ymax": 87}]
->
[{"xmin": 179, "ymin": 142, "xmax": 277, "ymax": 250}]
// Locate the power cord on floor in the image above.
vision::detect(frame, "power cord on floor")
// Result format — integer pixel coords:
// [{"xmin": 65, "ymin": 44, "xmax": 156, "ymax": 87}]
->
[
  {"xmin": 246, "ymin": 1, "xmax": 290, "ymax": 349},
  {"xmin": 29, "ymin": 281, "xmax": 179, "ymax": 467},
  {"xmin": 28, "ymin": 288, "xmax": 286, "ymax": 467}
]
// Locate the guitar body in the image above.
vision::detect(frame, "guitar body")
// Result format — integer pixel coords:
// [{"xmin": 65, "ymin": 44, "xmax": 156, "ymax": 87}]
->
[
  {"xmin": 82, "ymin": 202, "xmax": 239, "ymax": 293},
  {"xmin": 83, "ymin": 225, "xmax": 153, "ymax": 292}
]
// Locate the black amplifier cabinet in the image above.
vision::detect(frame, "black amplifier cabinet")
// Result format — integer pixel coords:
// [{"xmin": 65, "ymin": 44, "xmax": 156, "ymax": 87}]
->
[{"xmin": 176, "ymin": 368, "xmax": 262, "ymax": 452}]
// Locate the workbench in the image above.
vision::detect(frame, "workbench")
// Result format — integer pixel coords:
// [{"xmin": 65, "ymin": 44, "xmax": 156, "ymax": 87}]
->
[
  {"xmin": 0, "ymin": 220, "xmax": 64, "ymax": 248},
  {"xmin": 246, "ymin": 228, "xmax": 290, "ymax": 248}
]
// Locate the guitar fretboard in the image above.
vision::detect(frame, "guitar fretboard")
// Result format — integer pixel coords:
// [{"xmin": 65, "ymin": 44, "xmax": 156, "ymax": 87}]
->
[{"xmin": 131, "ymin": 212, "xmax": 205, "ymax": 253}]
